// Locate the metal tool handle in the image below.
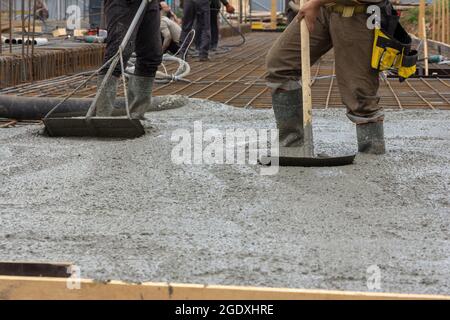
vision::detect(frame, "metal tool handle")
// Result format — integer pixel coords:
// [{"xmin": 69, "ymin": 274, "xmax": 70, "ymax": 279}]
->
[
  {"xmin": 86, "ymin": 0, "xmax": 152, "ymax": 118},
  {"xmin": 299, "ymin": 0, "xmax": 314, "ymax": 157}
]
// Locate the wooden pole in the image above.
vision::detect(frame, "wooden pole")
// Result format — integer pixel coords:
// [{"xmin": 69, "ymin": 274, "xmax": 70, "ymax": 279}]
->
[
  {"xmin": 442, "ymin": 0, "xmax": 446, "ymax": 42},
  {"xmin": 270, "ymin": 0, "xmax": 277, "ymax": 30},
  {"xmin": 419, "ymin": 0, "xmax": 426, "ymax": 38},
  {"xmin": 9, "ymin": 0, "xmax": 12, "ymax": 53},
  {"xmin": 0, "ymin": 0, "xmax": 3, "ymax": 54},
  {"xmin": 445, "ymin": 0, "xmax": 450, "ymax": 43},
  {"xmin": 422, "ymin": 17, "xmax": 429, "ymax": 76},
  {"xmin": 432, "ymin": 0, "xmax": 436, "ymax": 40},
  {"xmin": 300, "ymin": 0, "xmax": 314, "ymax": 156}
]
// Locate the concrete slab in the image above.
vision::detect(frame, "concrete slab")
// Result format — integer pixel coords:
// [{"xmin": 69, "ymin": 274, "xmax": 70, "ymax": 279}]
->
[{"xmin": 0, "ymin": 99, "xmax": 449, "ymax": 295}]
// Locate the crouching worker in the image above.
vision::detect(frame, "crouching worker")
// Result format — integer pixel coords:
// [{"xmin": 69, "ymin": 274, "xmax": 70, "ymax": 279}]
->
[
  {"xmin": 96, "ymin": 0, "xmax": 162, "ymax": 120},
  {"xmin": 266, "ymin": 0, "xmax": 410, "ymax": 154},
  {"xmin": 161, "ymin": 13, "xmax": 182, "ymax": 54}
]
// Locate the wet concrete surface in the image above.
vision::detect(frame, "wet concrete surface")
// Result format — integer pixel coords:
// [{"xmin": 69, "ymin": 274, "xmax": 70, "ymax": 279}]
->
[{"xmin": 0, "ymin": 99, "xmax": 449, "ymax": 295}]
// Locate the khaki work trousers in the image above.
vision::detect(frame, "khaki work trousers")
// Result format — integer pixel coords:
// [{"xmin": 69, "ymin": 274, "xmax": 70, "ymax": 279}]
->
[{"xmin": 265, "ymin": 8, "xmax": 384, "ymax": 124}]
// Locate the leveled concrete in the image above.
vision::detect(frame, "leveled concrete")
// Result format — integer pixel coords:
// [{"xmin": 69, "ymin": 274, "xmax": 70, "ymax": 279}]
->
[{"xmin": 0, "ymin": 99, "xmax": 449, "ymax": 295}]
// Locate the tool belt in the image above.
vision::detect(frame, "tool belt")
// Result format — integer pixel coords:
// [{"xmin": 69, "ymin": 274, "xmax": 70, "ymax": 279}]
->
[
  {"xmin": 370, "ymin": 3, "xmax": 418, "ymax": 81},
  {"xmin": 326, "ymin": 3, "xmax": 368, "ymax": 17}
]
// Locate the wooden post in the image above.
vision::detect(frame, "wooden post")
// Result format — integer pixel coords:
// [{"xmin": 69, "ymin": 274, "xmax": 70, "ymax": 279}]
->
[
  {"xmin": 300, "ymin": 0, "xmax": 314, "ymax": 157},
  {"xmin": 445, "ymin": 0, "xmax": 450, "ymax": 43},
  {"xmin": 419, "ymin": 0, "xmax": 426, "ymax": 38},
  {"xmin": 9, "ymin": 0, "xmax": 13, "ymax": 53},
  {"xmin": 442, "ymin": 0, "xmax": 446, "ymax": 42},
  {"xmin": 270, "ymin": 0, "xmax": 277, "ymax": 30},
  {"xmin": 0, "ymin": 0, "xmax": 2, "ymax": 54},
  {"xmin": 239, "ymin": 0, "xmax": 243, "ymax": 24},
  {"xmin": 422, "ymin": 17, "xmax": 429, "ymax": 76},
  {"xmin": 432, "ymin": 0, "xmax": 436, "ymax": 40}
]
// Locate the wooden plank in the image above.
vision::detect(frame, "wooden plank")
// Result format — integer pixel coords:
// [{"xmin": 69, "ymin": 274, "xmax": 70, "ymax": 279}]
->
[{"xmin": 0, "ymin": 276, "xmax": 449, "ymax": 300}]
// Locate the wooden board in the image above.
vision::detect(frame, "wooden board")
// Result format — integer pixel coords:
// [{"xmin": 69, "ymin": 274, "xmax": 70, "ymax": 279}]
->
[{"xmin": 0, "ymin": 276, "xmax": 449, "ymax": 300}]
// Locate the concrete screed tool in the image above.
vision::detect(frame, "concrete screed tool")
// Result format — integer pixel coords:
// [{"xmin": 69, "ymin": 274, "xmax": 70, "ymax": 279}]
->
[
  {"xmin": 43, "ymin": 0, "xmax": 152, "ymax": 138},
  {"xmin": 262, "ymin": 0, "xmax": 356, "ymax": 167}
]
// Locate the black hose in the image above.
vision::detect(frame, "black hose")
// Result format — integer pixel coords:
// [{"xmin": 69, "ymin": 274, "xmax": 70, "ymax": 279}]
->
[
  {"xmin": 218, "ymin": 11, "xmax": 246, "ymax": 48},
  {"xmin": 0, "ymin": 94, "xmax": 187, "ymax": 120},
  {"xmin": 0, "ymin": 95, "xmax": 127, "ymax": 120}
]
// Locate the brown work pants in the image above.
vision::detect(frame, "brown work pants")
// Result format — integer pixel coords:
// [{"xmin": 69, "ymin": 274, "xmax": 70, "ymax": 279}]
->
[{"xmin": 266, "ymin": 8, "xmax": 383, "ymax": 124}]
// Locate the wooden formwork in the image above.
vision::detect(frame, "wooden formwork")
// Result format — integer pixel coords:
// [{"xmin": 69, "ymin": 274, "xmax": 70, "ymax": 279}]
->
[{"xmin": 0, "ymin": 276, "xmax": 449, "ymax": 300}]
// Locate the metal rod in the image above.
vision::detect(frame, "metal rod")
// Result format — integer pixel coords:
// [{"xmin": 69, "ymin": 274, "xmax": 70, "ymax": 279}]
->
[
  {"xmin": 31, "ymin": 0, "xmax": 37, "ymax": 82},
  {"xmin": 27, "ymin": 0, "xmax": 31, "ymax": 55},
  {"xmin": 21, "ymin": 0, "xmax": 25, "ymax": 58}
]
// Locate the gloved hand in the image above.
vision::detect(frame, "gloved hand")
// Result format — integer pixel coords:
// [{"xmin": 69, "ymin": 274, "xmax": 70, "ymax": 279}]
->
[{"xmin": 225, "ymin": 3, "xmax": 235, "ymax": 14}]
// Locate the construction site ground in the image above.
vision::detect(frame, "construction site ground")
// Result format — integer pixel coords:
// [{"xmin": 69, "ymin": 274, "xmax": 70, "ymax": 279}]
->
[{"xmin": 0, "ymin": 32, "xmax": 449, "ymax": 295}]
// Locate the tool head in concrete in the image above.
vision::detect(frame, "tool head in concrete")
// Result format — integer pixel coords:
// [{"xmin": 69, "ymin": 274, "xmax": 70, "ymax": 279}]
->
[
  {"xmin": 260, "ymin": 153, "xmax": 356, "ymax": 167},
  {"xmin": 44, "ymin": 117, "xmax": 145, "ymax": 139}
]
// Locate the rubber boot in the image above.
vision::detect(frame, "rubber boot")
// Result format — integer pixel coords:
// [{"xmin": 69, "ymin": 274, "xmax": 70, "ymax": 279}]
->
[
  {"xmin": 356, "ymin": 122, "xmax": 386, "ymax": 154},
  {"xmin": 272, "ymin": 89, "xmax": 304, "ymax": 147},
  {"xmin": 95, "ymin": 75, "xmax": 119, "ymax": 117},
  {"xmin": 127, "ymin": 74, "xmax": 154, "ymax": 120}
]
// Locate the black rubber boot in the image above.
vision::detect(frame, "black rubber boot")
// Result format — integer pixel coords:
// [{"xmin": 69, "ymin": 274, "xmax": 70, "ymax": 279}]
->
[
  {"xmin": 272, "ymin": 89, "xmax": 304, "ymax": 147},
  {"xmin": 356, "ymin": 122, "xmax": 386, "ymax": 154},
  {"xmin": 127, "ymin": 74, "xmax": 154, "ymax": 120},
  {"xmin": 95, "ymin": 75, "xmax": 119, "ymax": 116}
]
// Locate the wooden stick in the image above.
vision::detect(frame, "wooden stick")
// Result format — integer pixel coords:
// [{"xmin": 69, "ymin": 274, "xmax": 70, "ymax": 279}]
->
[
  {"xmin": 432, "ymin": 0, "xmax": 436, "ymax": 40},
  {"xmin": 300, "ymin": 0, "xmax": 314, "ymax": 156},
  {"xmin": 419, "ymin": 0, "xmax": 426, "ymax": 38},
  {"xmin": 445, "ymin": 0, "xmax": 450, "ymax": 43},
  {"xmin": 0, "ymin": 0, "xmax": 3, "ymax": 54},
  {"xmin": 422, "ymin": 17, "xmax": 429, "ymax": 76},
  {"xmin": 442, "ymin": 0, "xmax": 446, "ymax": 42},
  {"xmin": 270, "ymin": 0, "xmax": 277, "ymax": 30}
]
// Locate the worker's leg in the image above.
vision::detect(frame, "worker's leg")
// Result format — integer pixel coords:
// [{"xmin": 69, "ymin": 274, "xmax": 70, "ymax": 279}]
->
[
  {"xmin": 210, "ymin": 9, "xmax": 219, "ymax": 50},
  {"xmin": 96, "ymin": 0, "xmax": 141, "ymax": 116},
  {"xmin": 265, "ymin": 9, "xmax": 332, "ymax": 147},
  {"xmin": 179, "ymin": 0, "xmax": 196, "ymax": 58},
  {"xmin": 101, "ymin": 0, "xmax": 142, "ymax": 77},
  {"xmin": 128, "ymin": 0, "xmax": 163, "ymax": 120},
  {"xmin": 134, "ymin": 0, "xmax": 162, "ymax": 78},
  {"xmin": 195, "ymin": 0, "xmax": 211, "ymax": 59},
  {"xmin": 330, "ymin": 12, "xmax": 385, "ymax": 154}
]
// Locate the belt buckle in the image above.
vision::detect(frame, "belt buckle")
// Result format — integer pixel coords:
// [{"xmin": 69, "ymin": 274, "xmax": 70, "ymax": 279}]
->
[{"xmin": 342, "ymin": 6, "xmax": 355, "ymax": 18}]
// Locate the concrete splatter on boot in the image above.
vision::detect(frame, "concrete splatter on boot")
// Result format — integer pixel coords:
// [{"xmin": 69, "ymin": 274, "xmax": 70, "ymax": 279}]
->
[
  {"xmin": 127, "ymin": 74, "xmax": 154, "ymax": 120},
  {"xmin": 272, "ymin": 88, "xmax": 304, "ymax": 147},
  {"xmin": 95, "ymin": 75, "xmax": 119, "ymax": 117},
  {"xmin": 356, "ymin": 122, "xmax": 386, "ymax": 154}
]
